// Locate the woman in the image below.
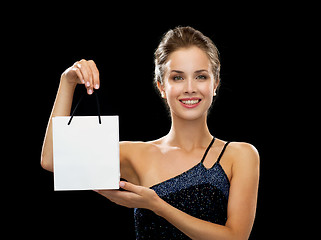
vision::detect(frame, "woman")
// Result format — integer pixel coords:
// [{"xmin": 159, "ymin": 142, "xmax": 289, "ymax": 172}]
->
[{"xmin": 41, "ymin": 26, "xmax": 259, "ymax": 240}]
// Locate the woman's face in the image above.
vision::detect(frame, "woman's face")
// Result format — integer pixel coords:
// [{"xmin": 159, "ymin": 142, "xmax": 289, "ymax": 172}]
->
[{"xmin": 160, "ymin": 46, "xmax": 216, "ymax": 121}]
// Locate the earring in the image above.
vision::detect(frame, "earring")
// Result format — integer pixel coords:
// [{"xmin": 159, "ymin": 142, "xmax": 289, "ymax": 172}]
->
[
  {"xmin": 161, "ymin": 91, "xmax": 165, "ymax": 98},
  {"xmin": 214, "ymin": 91, "xmax": 217, "ymax": 96}
]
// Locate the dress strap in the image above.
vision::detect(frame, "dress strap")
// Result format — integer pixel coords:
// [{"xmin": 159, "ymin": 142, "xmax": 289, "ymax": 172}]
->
[
  {"xmin": 200, "ymin": 137, "xmax": 216, "ymax": 163},
  {"xmin": 217, "ymin": 141, "xmax": 231, "ymax": 164}
]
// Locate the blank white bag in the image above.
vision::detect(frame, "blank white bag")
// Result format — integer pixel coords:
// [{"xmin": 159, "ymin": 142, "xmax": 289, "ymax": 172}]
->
[{"xmin": 52, "ymin": 115, "xmax": 119, "ymax": 191}]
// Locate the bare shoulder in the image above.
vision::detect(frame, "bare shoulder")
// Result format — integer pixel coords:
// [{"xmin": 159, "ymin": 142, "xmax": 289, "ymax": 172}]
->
[
  {"xmin": 120, "ymin": 140, "xmax": 159, "ymax": 151},
  {"xmin": 120, "ymin": 141, "xmax": 146, "ymax": 157},
  {"xmin": 120, "ymin": 140, "xmax": 161, "ymax": 160},
  {"xmin": 227, "ymin": 142, "xmax": 260, "ymax": 171},
  {"xmin": 120, "ymin": 140, "xmax": 144, "ymax": 151},
  {"xmin": 229, "ymin": 142, "xmax": 259, "ymax": 158}
]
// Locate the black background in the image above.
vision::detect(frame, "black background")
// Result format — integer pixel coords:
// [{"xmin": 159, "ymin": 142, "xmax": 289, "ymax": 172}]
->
[{"xmin": 8, "ymin": 4, "xmax": 310, "ymax": 239}]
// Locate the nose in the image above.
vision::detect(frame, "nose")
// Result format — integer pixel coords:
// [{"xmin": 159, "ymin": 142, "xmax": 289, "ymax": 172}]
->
[{"xmin": 184, "ymin": 79, "xmax": 196, "ymax": 94}]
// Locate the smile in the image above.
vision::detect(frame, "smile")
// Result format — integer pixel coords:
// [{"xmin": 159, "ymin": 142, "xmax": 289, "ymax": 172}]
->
[{"xmin": 179, "ymin": 98, "xmax": 202, "ymax": 108}]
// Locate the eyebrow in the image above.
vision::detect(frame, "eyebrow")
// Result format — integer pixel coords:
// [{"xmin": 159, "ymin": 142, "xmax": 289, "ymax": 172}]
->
[
  {"xmin": 171, "ymin": 69, "xmax": 208, "ymax": 74},
  {"xmin": 195, "ymin": 69, "xmax": 208, "ymax": 73},
  {"xmin": 171, "ymin": 70, "xmax": 184, "ymax": 73}
]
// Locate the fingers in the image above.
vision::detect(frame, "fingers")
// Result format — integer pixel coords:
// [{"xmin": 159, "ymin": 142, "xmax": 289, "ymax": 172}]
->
[
  {"xmin": 73, "ymin": 65, "xmax": 85, "ymax": 84},
  {"xmin": 88, "ymin": 60, "xmax": 100, "ymax": 90},
  {"xmin": 94, "ymin": 182, "xmax": 159, "ymax": 210},
  {"xmin": 94, "ymin": 189, "xmax": 139, "ymax": 208},
  {"xmin": 75, "ymin": 59, "xmax": 100, "ymax": 95},
  {"xmin": 93, "ymin": 182, "xmax": 142, "ymax": 205},
  {"xmin": 119, "ymin": 181, "xmax": 143, "ymax": 195}
]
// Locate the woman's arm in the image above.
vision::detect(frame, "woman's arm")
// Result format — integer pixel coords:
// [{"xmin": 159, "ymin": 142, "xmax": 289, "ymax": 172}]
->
[
  {"xmin": 41, "ymin": 59, "xmax": 100, "ymax": 171},
  {"xmin": 96, "ymin": 142, "xmax": 259, "ymax": 240},
  {"xmin": 155, "ymin": 143, "xmax": 259, "ymax": 240}
]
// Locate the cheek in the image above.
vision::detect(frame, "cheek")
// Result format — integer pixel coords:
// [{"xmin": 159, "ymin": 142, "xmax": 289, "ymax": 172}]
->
[
  {"xmin": 200, "ymin": 83, "xmax": 214, "ymax": 98},
  {"xmin": 165, "ymin": 84, "xmax": 182, "ymax": 99}
]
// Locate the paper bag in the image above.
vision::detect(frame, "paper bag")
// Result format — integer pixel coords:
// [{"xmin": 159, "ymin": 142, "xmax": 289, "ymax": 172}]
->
[{"xmin": 52, "ymin": 116, "xmax": 119, "ymax": 191}]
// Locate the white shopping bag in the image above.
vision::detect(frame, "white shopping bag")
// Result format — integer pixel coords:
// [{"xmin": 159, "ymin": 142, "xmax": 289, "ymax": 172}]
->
[{"xmin": 52, "ymin": 115, "xmax": 119, "ymax": 191}]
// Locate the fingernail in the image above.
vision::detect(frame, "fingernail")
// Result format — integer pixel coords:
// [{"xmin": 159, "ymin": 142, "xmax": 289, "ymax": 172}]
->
[
  {"xmin": 94, "ymin": 84, "xmax": 99, "ymax": 89},
  {"xmin": 119, "ymin": 181, "xmax": 125, "ymax": 188},
  {"xmin": 88, "ymin": 89, "xmax": 93, "ymax": 95},
  {"xmin": 86, "ymin": 82, "xmax": 90, "ymax": 87}
]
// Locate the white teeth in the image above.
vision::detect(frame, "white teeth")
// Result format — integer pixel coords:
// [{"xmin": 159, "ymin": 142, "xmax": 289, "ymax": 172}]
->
[{"xmin": 181, "ymin": 100, "xmax": 200, "ymax": 105}]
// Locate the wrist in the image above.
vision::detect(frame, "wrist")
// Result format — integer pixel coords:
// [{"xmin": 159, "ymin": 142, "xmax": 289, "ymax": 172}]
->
[
  {"xmin": 60, "ymin": 74, "xmax": 77, "ymax": 91},
  {"xmin": 152, "ymin": 195, "xmax": 167, "ymax": 217}
]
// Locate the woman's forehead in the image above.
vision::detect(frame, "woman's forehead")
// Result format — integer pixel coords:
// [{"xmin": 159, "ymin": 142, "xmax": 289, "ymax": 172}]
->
[{"xmin": 165, "ymin": 46, "xmax": 211, "ymax": 73}]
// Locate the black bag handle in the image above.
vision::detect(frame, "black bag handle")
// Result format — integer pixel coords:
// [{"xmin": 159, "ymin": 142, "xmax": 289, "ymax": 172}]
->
[{"xmin": 68, "ymin": 91, "xmax": 101, "ymax": 125}]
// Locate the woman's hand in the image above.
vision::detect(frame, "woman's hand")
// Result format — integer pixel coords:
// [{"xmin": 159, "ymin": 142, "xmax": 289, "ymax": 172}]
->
[
  {"xmin": 61, "ymin": 59, "xmax": 100, "ymax": 95},
  {"xmin": 95, "ymin": 181, "xmax": 162, "ymax": 212}
]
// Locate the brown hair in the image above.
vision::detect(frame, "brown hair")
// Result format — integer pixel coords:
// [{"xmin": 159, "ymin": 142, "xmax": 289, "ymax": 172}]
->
[{"xmin": 154, "ymin": 26, "xmax": 221, "ymax": 89}]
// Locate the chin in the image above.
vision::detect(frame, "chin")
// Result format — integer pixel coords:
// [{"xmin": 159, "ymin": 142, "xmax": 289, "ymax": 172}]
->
[{"xmin": 170, "ymin": 108, "xmax": 209, "ymax": 121}]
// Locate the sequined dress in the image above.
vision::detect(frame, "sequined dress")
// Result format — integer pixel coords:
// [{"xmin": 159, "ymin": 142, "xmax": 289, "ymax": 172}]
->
[{"xmin": 134, "ymin": 138, "xmax": 231, "ymax": 239}]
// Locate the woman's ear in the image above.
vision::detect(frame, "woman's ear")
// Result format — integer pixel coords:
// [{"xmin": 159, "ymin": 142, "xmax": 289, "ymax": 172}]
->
[
  {"xmin": 157, "ymin": 81, "xmax": 166, "ymax": 99},
  {"xmin": 213, "ymin": 78, "xmax": 220, "ymax": 96}
]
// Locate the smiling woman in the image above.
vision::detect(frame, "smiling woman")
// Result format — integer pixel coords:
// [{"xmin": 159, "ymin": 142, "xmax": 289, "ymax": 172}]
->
[
  {"xmin": 41, "ymin": 26, "xmax": 259, "ymax": 240},
  {"xmin": 158, "ymin": 46, "xmax": 216, "ymax": 121}
]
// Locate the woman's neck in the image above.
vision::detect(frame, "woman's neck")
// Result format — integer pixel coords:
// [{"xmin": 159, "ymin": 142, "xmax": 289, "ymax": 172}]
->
[{"xmin": 164, "ymin": 113, "xmax": 213, "ymax": 151}]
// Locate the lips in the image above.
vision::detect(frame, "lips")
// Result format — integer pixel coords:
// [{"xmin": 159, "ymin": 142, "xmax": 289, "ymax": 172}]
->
[{"xmin": 179, "ymin": 98, "xmax": 202, "ymax": 108}]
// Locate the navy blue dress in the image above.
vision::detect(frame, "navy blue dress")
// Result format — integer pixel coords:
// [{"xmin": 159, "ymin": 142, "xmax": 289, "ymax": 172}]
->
[{"xmin": 134, "ymin": 138, "xmax": 231, "ymax": 239}]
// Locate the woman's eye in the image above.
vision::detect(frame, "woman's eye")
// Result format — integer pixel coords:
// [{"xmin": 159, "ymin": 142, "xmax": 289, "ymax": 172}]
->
[
  {"xmin": 196, "ymin": 75, "xmax": 207, "ymax": 80},
  {"xmin": 173, "ymin": 75, "xmax": 183, "ymax": 81}
]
